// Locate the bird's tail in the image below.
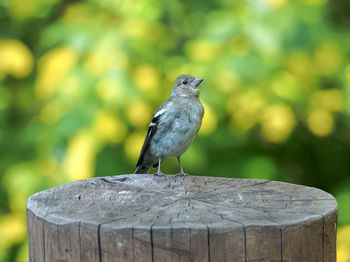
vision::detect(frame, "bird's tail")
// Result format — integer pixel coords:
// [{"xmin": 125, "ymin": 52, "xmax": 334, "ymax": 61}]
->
[{"xmin": 134, "ymin": 165, "xmax": 150, "ymax": 174}]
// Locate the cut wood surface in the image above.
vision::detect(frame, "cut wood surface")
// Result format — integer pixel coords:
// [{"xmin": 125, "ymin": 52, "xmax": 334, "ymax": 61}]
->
[{"xmin": 26, "ymin": 174, "xmax": 338, "ymax": 262}]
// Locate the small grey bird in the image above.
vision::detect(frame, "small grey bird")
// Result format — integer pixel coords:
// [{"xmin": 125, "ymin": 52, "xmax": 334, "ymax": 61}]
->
[{"xmin": 135, "ymin": 74, "xmax": 204, "ymax": 176}]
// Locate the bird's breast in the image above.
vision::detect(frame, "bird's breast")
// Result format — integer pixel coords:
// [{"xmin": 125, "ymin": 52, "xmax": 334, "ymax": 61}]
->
[{"xmin": 150, "ymin": 100, "xmax": 204, "ymax": 157}]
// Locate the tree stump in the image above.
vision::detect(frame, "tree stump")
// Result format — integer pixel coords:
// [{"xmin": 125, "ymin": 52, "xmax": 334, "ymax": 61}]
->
[{"xmin": 26, "ymin": 174, "xmax": 337, "ymax": 262}]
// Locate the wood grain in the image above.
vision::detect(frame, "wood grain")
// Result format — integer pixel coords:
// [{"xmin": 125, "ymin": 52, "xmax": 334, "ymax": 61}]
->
[{"xmin": 26, "ymin": 174, "xmax": 338, "ymax": 261}]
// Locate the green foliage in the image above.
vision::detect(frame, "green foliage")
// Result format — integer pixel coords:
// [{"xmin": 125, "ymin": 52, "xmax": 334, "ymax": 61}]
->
[{"xmin": 1, "ymin": 0, "xmax": 350, "ymax": 261}]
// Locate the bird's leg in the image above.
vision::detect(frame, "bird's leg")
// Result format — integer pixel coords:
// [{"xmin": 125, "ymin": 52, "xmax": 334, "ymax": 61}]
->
[
  {"xmin": 177, "ymin": 156, "xmax": 186, "ymax": 176},
  {"xmin": 155, "ymin": 157, "xmax": 164, "ymax": 176}
]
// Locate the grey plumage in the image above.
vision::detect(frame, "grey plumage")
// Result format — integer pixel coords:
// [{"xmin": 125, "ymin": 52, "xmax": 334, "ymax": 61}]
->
[{"xmin": 135, "ymin": 74, "xmax": 204, "ymax": 175}]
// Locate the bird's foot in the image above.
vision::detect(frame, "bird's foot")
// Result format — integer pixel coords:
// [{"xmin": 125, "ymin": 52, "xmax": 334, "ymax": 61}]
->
[
  {"xmin": 154, "ymin": 172, "xmax": 165, "ymax": 177},
  {"xmin": 176, "ymin": 172, "xmax": 187, "ymax": 177}
]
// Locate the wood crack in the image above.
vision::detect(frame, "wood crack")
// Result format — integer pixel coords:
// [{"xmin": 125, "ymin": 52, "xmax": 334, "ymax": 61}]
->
[
  {"xmin": 79, "ymin": 222, "xmax": 82, "ymax": 262},
  {"xmin": 150, "ymin": 224, "xmax": 154, "ymax": 262},
  {"xmin": 42, "ymin": 218, "xmax": 46, "ymax": 262},
  {"xmin": 97, "ymin": 224, "xmax": 102, "ymax": 262},
  {"xmin": 207, "ymin": 225, "xmax": 210, "ymax": 262}
]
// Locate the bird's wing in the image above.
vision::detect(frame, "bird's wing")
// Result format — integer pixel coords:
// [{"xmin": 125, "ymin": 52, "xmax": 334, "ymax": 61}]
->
[{"xmin": 136, "ymin": 102, "xmax": 168, "ymax": 167}]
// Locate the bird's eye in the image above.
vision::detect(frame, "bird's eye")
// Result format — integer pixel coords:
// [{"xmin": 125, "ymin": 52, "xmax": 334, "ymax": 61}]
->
[{"xmin": 182, "ymin": 80, "xmax": 188, "ymax": 85}]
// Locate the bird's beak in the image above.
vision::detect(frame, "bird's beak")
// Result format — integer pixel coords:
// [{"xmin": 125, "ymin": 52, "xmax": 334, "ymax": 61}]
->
[{"xmin": 191, "ymin": 78, "xmax": 204, "ymax": 88}]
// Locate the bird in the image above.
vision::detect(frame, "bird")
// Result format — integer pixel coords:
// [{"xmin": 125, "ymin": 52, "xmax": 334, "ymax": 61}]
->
[{"xmin": 134, "ymin": 74, "xmax": 204, "ymax": 176}]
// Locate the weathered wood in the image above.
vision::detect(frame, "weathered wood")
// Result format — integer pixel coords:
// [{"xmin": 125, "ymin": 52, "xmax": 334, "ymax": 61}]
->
[
  {"xmin": 133, "ymin": 226, "xmax": 153, "ymax": 262},
  {"xmin": 323, "ymin": 210, "xmax": 337, "ymax": 262},
  {"xmin": 26, "ymin": 174, "xmax": 338, "ymax": 262},
  {"xmin": 209, "ymin": 224, "xmax": 245, "ymax": 261},
  {"xmin": 190, "ymin": 224, "xmax": 209, "ymax": 262},
  {"xmin": 27, "ymin": 209, "xmax": 45, "ymax": 262},
  {"xmin": 57, "ymin": 221, "xmax": 81, "ymax": 261},
  {"xmin": 79, "ymin": 222, "xmax": 100, "ymax": 262}
]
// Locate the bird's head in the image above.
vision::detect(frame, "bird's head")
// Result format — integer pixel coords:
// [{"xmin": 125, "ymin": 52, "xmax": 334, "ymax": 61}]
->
[{"xmin": 171, "ymin": 74, "xmax": 204, "ymax": 98}]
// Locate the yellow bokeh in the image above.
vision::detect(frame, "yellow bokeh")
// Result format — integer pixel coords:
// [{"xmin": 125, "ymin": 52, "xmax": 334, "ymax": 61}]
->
[
  {"xmin": 307, "ymin": 109, "xmax": 334, "ymax": 137},
  {"xmin": 116, "ymin": 1, "xmax": 162, "ymax": 21},
  {"xmin": 3, "ymin": 163, "xmax": 42, "ymax": 213},
  {"xmin": 186, "ymin": 40, "xmax": 221, "ymax": 62},
  {"xmin": 229, "ymin": 35, "xmax": 251, "ymax": 56},
  {"xmin": 198, "ymin": 103, "xmax": 218, "ymax": 136},
  {"xmin": 96, "ymin": 78, "xmax": 119, "ymax": 102},
  {"xmin": 124, "ymin": 132, "xmax": 146, "ymax": 162},
  {"xmin": 39, "ymin": 101, "xmax": 66, "ymax": 124},
  {"xmin": 0, "ymin": 213, "xmax": 26, "ymax": 248},
  {"xmin": 63, "ymin": 3, "xmax": 92, "ymax": 24},
  {"xmin": 286, "ymin": 50, "xmax": 314, "ymax": 80},
  {"xmin": 59, "ymin": 75, "xmax": 81, "ymax": 97},
  {"xmin": 167, "ymin": 64, "xmax": 204, "ymax": 84},
  {"xmin": 83, "ymin": 49, "xmax": 128, "ymax": 76},
  {"xmin": 9, "ymin": 0, "xmax": 37, "ymax": 19},
  {"xmin": 9, "ymin": 0, "xmax": 58, "ymax": 20},
  {"xmin": 36, "ymin": 156, "xmax": 59, "ymax": 181},
  {"xmin": 314, "ymin": 42, "xmax": 343, "ymax": 76},
  {"xmin": 310, "ymin": 89, "xmax": 344, "ymax": 112},
  {"xmin": 121, "ymin": 18, "xmax": 150, "ymax": 39},
  {"xmin": 228, "ymin": 90, "xmax": 266, "ymax": 131},
  {"xmin": 216, "ymin": 71, "xmax": 241, "ymax": 93},
  {"xmin": 84, "ymin": 52, "xmax": 108, "ymax": 76},
  {"xmin": 260, "ymin": 104, "xmax": 296, "ymax": 143},
  {"xmin": 92, "ymin": 111, "xmax": 127, "ymax": 143},
  {"xmin": 126, "ymin": 100, "xmax": 153, "ymax": 128},
  {"xmin": 337, "ymin": 225, "xmax": 350, "ymax": 262},
  {"xmin": 270, "ymin": 71, "xmax": 301, "ymax": 101},
  {"xmin": 133, "ymin": 65, "xmax": 160, "ymax": 91},
  {"xmin": 63, "ymin": 130, "xmax": 98, "ymax": 181},
  {"xmin": 111, "ymin": 50, "xmax": 129, "ymax": 69},
  {"xmin": 0, "ymin": 39, "xmax": 33, "ymax": 78},
  {"xmin": 260, "ymin": 0, "xmax": 288, "ymax": 8},
  {"xmin": 344, "ymin": 64, "xmax": 350, "ymax": 83},
  {"xmin": 35, "ymin": 46, "xmax": 78, "ymax": 99},
  {"xmin": 299, "ymin": 0, "xmax": 327, "ymax": 5}
]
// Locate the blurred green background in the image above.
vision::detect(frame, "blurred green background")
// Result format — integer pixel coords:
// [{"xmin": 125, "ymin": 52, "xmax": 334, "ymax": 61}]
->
[{"xmin": 1, "ymin": 0, "xmax": 350, "ymax": 260}]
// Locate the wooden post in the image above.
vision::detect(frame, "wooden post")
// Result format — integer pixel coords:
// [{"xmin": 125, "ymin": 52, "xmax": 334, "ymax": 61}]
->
[{"xmin": 26, "ymin": 174, "xmax": 337, "ymax": 262}]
